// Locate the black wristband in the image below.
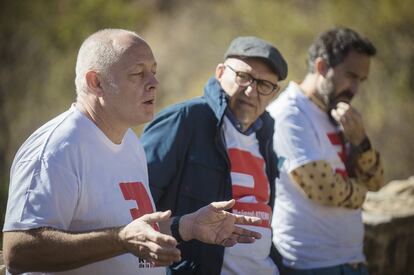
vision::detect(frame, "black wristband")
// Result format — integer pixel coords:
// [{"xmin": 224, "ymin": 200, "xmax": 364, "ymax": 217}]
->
[
  {"xmin": 170, "ymin": 216, "xmax": 184, "ymax": 243},
  {"xmin": 355, "ymin": 137, "xmax": 372, "ymax": 154}
]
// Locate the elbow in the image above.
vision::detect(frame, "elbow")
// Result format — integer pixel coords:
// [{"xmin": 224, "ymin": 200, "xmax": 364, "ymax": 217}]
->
[
  {"xmin": 367, "ymin": 175, "xmax": 385, "ymax": 192},
  {"xmin": 3, "ymin": 250, "xmax": 25, "ymax": 275},
  {"xmin": 3, "ymin": 236, "xmax": 29, "ymax": 274}
]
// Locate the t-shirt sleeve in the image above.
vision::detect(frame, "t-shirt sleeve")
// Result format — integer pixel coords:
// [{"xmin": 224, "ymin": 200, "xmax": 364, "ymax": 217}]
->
[
  {"xmin": 3, "ymin": 157, "xmax": 79, "ymax": 231},
  {"xmin": 274, "ymin": 107, "xmax": 323, "ymax": 172}
]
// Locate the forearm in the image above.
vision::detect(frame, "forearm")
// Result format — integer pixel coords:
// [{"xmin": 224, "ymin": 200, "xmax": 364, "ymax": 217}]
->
[
  {"xmin": 3, "ymin": 227, "xmax": 125, "ymax": 274},
  {"xmin": 354, "ymin": 148, "xmax": 385, "ymax": 191},
  {"xmin": 331, "ymin": 103, "xmax": 385, "ymax": 192},
  {"xmin": 290, "ymin": 161, "xmax": 367, "ymax": 209}
]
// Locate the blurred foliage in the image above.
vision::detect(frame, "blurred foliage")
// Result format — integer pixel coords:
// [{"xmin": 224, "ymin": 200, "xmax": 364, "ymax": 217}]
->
[{"xmin": 1, "ymin": 0, "xmax": 413, "ymax": 234}]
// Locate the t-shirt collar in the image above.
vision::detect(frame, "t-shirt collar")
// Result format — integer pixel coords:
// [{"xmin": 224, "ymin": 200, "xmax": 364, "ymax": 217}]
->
[{"xmin": 224, "ymin": 108, "xmax": 263, "ymax": 135}]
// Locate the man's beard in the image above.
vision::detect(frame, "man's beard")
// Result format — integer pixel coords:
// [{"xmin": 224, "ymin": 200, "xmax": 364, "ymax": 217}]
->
[
  {"xmin": 327, "ymin": 89, "xmax": 354, "ymax": 109},
  {"xmin": 320, "ymin": 77, "xmax": 354, "ymax": 126}
]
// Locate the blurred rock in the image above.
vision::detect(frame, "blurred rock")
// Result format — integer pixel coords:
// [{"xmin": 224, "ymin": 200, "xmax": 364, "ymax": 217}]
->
[
  {"xmin": 363, "ymin": 176, "xmax": 414, "ymax": 275},
  {"xmin": 0, "ymin": 250, "xmax": 5, "ymax": 275}
]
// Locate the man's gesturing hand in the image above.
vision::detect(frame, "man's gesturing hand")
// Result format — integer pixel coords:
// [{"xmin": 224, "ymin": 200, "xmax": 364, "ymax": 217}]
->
[
  {"xmin": 179, "ymin": 199, "xmax": 262, "ymax": 247},
  {"xmin": 118, "ymin": 211, "xmax": 181, "ymax": 266}
]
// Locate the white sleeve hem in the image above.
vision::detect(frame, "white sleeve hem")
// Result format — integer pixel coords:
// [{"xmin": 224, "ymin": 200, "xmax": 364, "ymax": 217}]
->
[{"xmin": 3, "ymin": 222, "xmax": 65, "ymax": 232}]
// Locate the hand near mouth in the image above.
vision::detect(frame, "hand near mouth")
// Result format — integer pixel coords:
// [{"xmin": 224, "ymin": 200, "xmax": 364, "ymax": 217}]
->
[{"xmin": 330, "ymin": 102, "xmax": 366, "ymax": 145}]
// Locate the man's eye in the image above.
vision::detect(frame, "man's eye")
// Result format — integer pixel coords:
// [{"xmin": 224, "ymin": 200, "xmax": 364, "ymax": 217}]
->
[
  {"xmin": 260, "ymin": 81, "xmax": 273, "ymax": 89},
  {"xmin": 238, "ymin": 73, "xmax": 251, "ymax": 81}
]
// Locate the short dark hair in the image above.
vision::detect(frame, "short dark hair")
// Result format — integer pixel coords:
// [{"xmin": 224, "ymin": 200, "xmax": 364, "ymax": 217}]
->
[{"xmin": 307, "ymin": 27, "xmax": 376, "ymax": 73}]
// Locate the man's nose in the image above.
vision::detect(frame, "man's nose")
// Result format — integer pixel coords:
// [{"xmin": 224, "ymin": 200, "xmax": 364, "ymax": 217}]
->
[
  {"xmin": 350, "ymin": 80, "xmax": 360, "ymax": 95},
  {"xmin": 148, "ymin": 74, "xmax": 159, "ymax": 89}
]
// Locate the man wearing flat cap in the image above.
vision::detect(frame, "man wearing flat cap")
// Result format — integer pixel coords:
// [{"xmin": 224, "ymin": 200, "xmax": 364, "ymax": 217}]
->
[{"xmin": 141, "ymin": 36, "xmax": 287, "ymax": 275}]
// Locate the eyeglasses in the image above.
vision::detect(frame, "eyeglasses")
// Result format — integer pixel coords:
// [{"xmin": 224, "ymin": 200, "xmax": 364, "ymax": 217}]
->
[{"xmin": 226, "ymin": 65, "xmax": 280, "ymax": 95}]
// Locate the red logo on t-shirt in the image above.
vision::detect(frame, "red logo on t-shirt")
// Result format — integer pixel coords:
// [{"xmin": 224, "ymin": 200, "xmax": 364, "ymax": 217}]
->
[
  {"xmin": 228, "ymin": 148, "xmax": 269, "ymax": 202},
  {"xmin": 228, "ymin": 148, "xmax": 271, "ymax": 227},
  {"xmin": 327, "ymin": 133, "xmax": 348, "ymax": 178},
  {"xmin": 119, "ymin": 182, "xmax": 158, "ymax": 230}
]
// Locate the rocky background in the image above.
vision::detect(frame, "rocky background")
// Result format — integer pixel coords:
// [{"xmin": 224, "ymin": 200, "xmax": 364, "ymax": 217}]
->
[
  {"xmin": 363, "ymin": 176, "xmax": 414, "ymax": 275},
  {"xmin": 0, "ymin": 176, "xmax": 413, "ymax": 274},
  {"xmin": 0, "ymin": 251, "xmax": 3, "ymax": 275}
]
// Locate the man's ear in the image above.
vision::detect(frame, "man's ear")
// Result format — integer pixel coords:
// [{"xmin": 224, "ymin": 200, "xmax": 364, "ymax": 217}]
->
[
  {"xmin": 85, "ymin": 71, "xmax": 104, "ymax": 97},
  {"xmin": 314, "ymin": 57, "xmax": 328, "ymax": 77},
  {"xmin": 215, "ymin": 63, "xmax": 225, "ymax": 81}
]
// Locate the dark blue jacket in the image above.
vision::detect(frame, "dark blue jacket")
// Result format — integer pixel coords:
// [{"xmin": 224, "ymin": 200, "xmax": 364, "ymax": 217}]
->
[{"xmin": 141, "ymin": 77, "xmax": 279, "ymax": 275}]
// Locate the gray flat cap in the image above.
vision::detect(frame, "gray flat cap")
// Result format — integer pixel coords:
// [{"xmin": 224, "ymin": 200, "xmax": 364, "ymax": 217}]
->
[{"xmin": 224, "ymin": 36, "xmax": 288, "ymax": 80}]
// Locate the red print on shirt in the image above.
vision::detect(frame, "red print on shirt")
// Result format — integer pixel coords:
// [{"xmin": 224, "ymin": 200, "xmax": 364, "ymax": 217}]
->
[
  {"xmin": 119, "ymin": 182, "xmax": 158, "ymax": 230},
  {"xmin": 326, "ymin": 133, "xmax": 348, "ymax": 178},
  {"xmin": 228, "ymin": 148, "xmax": 271, "ymax": 228},
  {"xmin": 228, "ymin": 148, "xmax": 269, "ymax": 202}
]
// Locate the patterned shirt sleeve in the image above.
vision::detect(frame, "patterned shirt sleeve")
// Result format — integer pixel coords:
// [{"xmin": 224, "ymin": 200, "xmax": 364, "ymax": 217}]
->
[
  {"xmin": 352, "ymin": 148, "xmax": 385, "ymax": 191},
  {"xmin": 289, "ymin": 160, "xmax": 368, "ymax": 209},
  {"xmin": 289, "ymin": 146, "xmax": 385, "ymax": 209}
]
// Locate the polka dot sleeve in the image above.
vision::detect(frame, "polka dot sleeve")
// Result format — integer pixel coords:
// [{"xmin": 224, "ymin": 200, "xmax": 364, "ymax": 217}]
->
[
  {"xmin": 353, "ymin": 148, "xmax": 385, "ymax": 191},
  {"xmin": 289, "ymin": 160, "xmax": 367, "ymax": 209}
]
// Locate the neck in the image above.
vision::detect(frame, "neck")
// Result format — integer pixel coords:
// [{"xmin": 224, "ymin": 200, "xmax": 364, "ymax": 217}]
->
[
  {"xmin": 76, "ymin": 93, "xmax": 127, "ymax": 144},
  {"xmin": 225, "ymin": 108, "xmax": 254, "ymax": 133},
  {"xmin": 240, "ymin": 122, "xmax": 251, "ymax": 133},
  {"xmin": 299, "ymin": 74, "xmax": 328, "ymax": 112}
]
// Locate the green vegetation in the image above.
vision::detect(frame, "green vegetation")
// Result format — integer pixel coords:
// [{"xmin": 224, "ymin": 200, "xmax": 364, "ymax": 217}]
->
[{"xmin": 1, "ymin": 0, "xmax": 413, "ymax": 236}]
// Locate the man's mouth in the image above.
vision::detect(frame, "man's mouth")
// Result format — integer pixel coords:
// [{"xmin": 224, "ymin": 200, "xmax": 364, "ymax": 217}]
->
[
  {"xmin": 237, "ymin": 98, "xmax": 255, "ymax": 108},
  {"xmin": 143, "ymin": 99, "xmax": 155, "ymax": 105},
  {"xmin": 334, "ymin": 90, "xmax": 354, "ymax": 103}
]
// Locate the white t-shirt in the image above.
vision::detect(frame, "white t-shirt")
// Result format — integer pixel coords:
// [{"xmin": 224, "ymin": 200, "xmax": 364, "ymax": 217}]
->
[
  {"xmin": 3, "ymin": 105, "xmax": 165, "ymax": 275},
  {"xmin": 267, "ymin": 82, "xmax": 365, "ymax": 269},
  {"xmin": 220, "ymin": 117, "xmax": 278, "ymax": 275}
]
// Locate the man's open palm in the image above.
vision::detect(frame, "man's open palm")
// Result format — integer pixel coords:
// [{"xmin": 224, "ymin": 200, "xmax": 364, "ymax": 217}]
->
[{"xmin": 180, "ymin": 199, "xmax": 262, "ymax": 247}]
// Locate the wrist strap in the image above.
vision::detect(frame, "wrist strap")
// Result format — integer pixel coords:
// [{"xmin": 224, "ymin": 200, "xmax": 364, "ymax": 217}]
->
[{"xmin": 170, "ymin": 215, "xmax": 184, "ymax": 243}]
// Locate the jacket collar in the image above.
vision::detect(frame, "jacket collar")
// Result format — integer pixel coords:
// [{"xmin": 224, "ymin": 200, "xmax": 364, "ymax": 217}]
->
[{"xmin": 203, "ymin": 77, "xmax": 228, "ymax": 124}]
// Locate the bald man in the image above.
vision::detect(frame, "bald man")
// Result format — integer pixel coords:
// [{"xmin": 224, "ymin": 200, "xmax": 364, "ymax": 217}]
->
[{"xmin": 2, "ymin": 29, "xmax": 262, "ymax": 275}]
